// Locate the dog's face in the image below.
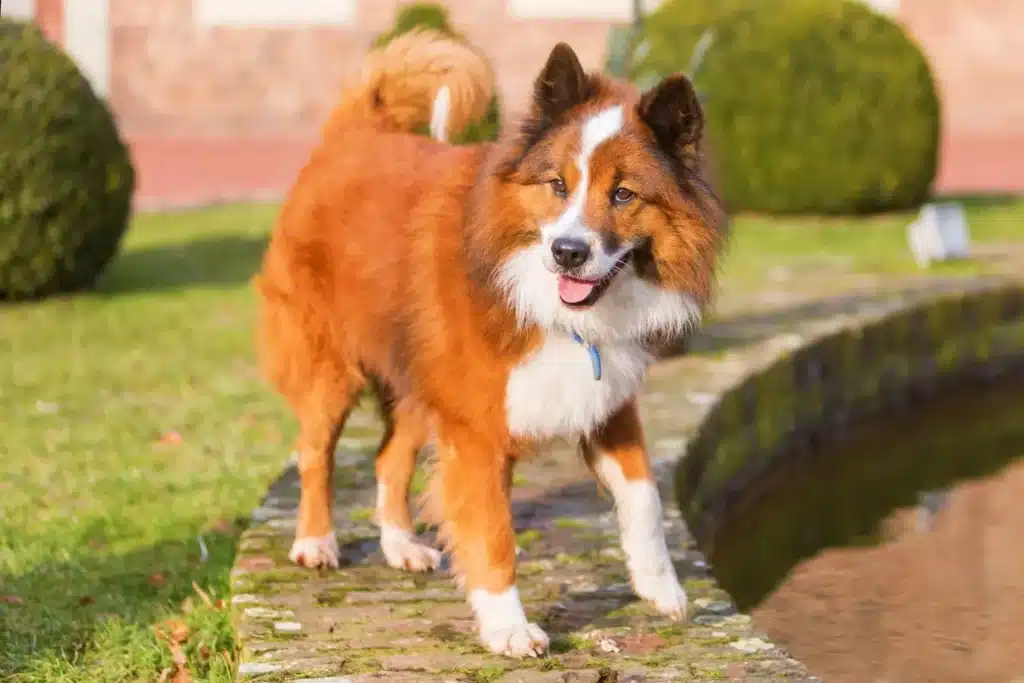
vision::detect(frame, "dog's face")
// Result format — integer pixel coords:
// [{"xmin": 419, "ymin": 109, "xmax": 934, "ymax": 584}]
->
[{"xmin": 487, "ymin": 44, "xmax": 725, "ymax": 343}]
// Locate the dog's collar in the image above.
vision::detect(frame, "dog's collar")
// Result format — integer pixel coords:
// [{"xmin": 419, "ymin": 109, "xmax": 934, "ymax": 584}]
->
[{"xmin": 571, "ymin": 332, "xmax": 602, "ymax": 381}]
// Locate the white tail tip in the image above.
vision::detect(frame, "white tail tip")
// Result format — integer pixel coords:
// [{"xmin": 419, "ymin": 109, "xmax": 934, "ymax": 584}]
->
[{"xmin": 429, "ymin": 85, "xmax": 451, "ymax": 143}]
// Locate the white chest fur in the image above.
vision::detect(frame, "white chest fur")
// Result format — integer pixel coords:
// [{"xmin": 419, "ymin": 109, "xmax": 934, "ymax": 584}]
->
[{"xmin": 505, "ymin": 335, "xmax": 652, "ymax": 439}]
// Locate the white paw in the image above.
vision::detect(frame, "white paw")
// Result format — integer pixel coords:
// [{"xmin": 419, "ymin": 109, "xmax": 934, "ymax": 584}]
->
[
  {"xmin": 480, "ymin": 622, "xmax": 550, "ymax": 658},
  {"xmin": 289, "ymin": 533, "xmax": 340, "ymax": 569},
  {"xmin": 633, "ymin": 570, "xmax": 688, "ymax": 620},
  {"xmin": 380, "ymin": 524, "xmax": 441, "ymax": 572}
]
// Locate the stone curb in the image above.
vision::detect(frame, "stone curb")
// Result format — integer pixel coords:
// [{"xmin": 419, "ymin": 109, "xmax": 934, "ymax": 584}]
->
[{"xmin": 677, "ymin": 281, "xmax": 1024, "ymax": 545}]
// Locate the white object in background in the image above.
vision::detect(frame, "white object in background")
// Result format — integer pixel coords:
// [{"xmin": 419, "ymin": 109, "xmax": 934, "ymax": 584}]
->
[
  {"xmin": 861, "ymin": 0, "xmax": 899, "ymax": 15},
  {"xmin": 0, "ymin": 0, "xmax": 35, "ymax": 20},
  {"xmin": 64, "ymin": 0, "xmax": 111, "ymax": 98},
  {"xmin": 195, "ymin": 0, "xmax": 356, "ymax": 27},
  {"xmin": 507, "ymin": 0, "xmax": 663, "ymax": 21},
  {"xmin": 906, "ymin": 201, "xmax": 971, "ymax": 267}
]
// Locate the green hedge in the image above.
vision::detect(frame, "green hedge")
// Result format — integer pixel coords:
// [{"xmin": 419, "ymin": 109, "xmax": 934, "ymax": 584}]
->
[
  {"xmin": 0, "ymin": 19, "xmax": 134, "ymax": 301},
  {"xmin": 631, "ymin": 0, "xmax": 941, "ymax": 214},
  {"xmin": 373, "ymin": 2, "xmax": 501, "ymax": 144}
]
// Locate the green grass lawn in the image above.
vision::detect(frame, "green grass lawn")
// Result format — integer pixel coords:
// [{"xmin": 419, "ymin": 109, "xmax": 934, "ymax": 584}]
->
[{"xmin": 1, "ymin": 197, "xmax": 1021, "ymax": 681}]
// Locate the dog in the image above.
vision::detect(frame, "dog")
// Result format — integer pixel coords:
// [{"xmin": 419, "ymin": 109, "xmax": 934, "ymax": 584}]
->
[{"xmin": 255, "ymin": 29, "xmax": 726, "ymax": 658}]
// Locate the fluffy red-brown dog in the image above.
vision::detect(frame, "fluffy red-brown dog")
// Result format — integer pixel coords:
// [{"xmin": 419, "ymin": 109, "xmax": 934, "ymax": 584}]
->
[{"xmin": 256, "ymin": 29, "xmax": 725, "ymax": 658}]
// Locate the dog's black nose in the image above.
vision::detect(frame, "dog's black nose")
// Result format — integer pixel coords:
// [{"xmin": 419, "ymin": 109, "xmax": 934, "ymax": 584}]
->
[{"xmin": 551, "ymin": 237, "xmax": 591, "ymax": 269}]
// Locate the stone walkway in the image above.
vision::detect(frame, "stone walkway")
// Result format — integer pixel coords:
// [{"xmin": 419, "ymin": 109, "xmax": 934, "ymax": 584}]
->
[{"xmin": 230, "ymin": 274, "xmax": 1024, "ymax": 683}]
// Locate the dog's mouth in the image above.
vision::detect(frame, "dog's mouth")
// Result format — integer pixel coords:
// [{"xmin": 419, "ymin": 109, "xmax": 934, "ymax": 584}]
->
[{"xmin": 557, "ymin": 252, "xmax": 632, "ymax": 308}]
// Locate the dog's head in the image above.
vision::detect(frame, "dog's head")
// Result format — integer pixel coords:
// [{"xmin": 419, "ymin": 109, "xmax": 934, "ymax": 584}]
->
[{"xmin": 480, "ymin": 43, "xmax": 726, "ymax": 343}]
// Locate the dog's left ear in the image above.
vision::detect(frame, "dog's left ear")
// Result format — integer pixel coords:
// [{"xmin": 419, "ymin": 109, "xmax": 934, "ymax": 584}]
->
[
  {"xmin": 638, "ymin": 74, "xmax": 704, "ymax": 153},
  {"xmin": 533, "ymin": 42, "xmax": 592, "ymax": 123}
]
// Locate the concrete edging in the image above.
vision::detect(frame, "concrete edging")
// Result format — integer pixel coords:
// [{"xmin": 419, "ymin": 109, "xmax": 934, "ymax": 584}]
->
[{"xmin": 676, "ymin": 281, "xmax": 1024, "ymax": 546}]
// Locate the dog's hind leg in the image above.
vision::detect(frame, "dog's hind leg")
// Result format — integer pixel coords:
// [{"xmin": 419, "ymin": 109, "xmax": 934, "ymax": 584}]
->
[
  {"xmin": 373, "ymin": 390, "xmax": 441, "ymax": 572},
  {"xmin": 288, "ymin": 374, "xmax": 363, "ymax": 569}
]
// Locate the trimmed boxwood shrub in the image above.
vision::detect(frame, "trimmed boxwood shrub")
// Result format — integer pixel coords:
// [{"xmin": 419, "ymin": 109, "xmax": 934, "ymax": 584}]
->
[
  {"xmin": 373, "ymin": 2, "xmax": 501, "ymax": 144},
  {"xmin": 0, "ymin": 19, "xmax": 135, "ymax": 300},
  {"xmin": 632, "ymin": 0, "xmax": 941, "ymax": 214}
]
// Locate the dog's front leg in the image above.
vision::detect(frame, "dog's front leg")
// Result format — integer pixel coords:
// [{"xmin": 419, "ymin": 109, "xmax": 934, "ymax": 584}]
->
[
  {"xmin": 584, "ymin": 400, "xmax": 688, "ymax": 620},
  {"xmin": 434, "ymin": 423, "xmax": 548, "ymax": 658}
]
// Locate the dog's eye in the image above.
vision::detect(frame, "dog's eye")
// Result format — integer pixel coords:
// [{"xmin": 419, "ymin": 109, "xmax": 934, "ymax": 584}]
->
[
  {"xmin": 612, "ymin": 187, "xmax": 636, "ymax": 205},
  {"xmin": 550, "ymin": 177, "xmax": 568, "ymax": 198}
]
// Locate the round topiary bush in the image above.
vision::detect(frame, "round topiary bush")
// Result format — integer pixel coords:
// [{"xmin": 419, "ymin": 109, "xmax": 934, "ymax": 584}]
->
[
  {"xmin": 373, "ymin": 2, "xmax": 501, "ymax": 144},
  {"xmin": 632, "ymin": 0, "xmax": 941, "ymax": 214},
  {"xmin": 0, "ymin": 19, "xmax": 135, "ymax": 301}
]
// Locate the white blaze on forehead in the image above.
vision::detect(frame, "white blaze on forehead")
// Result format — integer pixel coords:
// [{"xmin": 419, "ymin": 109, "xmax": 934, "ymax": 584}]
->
[
  {"xmin": 579, "ymin": 105, "xmax": 625, "ymax": 166},
  {"xmin": 542, "ymin": 106, "xmax": 625, "ymax": 243}
]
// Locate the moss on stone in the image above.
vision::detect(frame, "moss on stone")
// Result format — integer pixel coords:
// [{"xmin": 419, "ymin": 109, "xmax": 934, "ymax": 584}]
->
[
  {"xmin": 553, "ymin": 517, "xmax": 590, "ymax": 530},
  {"xmin": 516, "ymin": 529, "xmax": 543, "ymax": 548},
  {"xmin": 349, "ymin": 506, "xmax": 375, "ymax": 522},
  {"xmin": 465, "ymin": 665, "xmax": 506, "ymax": 682}
]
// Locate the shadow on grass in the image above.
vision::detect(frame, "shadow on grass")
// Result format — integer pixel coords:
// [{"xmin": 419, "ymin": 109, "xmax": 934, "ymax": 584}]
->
[
  {"xmin": 97, "ymin": 235, "xmax": 269, "ymax": 295},
  {"xmin": 0, "ymin": 520, "xmax": 247, "ymax": 680}
]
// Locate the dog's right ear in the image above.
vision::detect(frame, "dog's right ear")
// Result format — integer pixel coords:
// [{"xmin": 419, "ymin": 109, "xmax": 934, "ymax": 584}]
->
[{"xmin": 532, "ymin": 43, "xmax": 592, "ymax": 123}]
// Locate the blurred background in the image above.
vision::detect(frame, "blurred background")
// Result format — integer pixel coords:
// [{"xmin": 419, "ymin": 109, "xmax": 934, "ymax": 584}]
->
[
  {"xmin": 1, "ymin": 2, "xmax": 1022, "ymax": 683},
  {"xmin": 3, "ymin": 0, "xmax": 1023, "ymax": 208}
]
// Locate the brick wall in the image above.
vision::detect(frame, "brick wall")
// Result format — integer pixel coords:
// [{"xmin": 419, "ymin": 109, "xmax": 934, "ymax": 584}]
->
[
  {"xmin": 5, "ymin": 0, "xmax": 1022, "ymax": 194},
  {"xmin": 107, "ymin": 0, "xmax": 614, "ymax": 138},
  {"xmin": 902, "ymin": 0, "xmax": 1024, "ymax": 138}
]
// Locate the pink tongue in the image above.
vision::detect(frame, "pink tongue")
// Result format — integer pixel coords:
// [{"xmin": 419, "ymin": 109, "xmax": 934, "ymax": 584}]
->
[{"xmin": 558, "ymin": 277, "xmax": 597, "ymax": 304}]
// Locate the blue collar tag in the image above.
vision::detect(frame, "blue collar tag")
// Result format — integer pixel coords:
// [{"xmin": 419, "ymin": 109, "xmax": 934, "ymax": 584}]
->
[{"xmin": 571, "ymin": 332, "xmax": 602, "ymax": 381}]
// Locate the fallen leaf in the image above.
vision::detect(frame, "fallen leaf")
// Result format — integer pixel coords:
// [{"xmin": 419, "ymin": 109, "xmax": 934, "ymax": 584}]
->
[
  {"xmin": 214, "ymin": 598, "xmax": 225, "ymax": 610},
  {"xmin": 192, "ymin": 582, "xmax": 213, "ymax": 607},
  {"xmin": 198, "ymin": 644, "xmax": 211, "ymax": 660},
  {"xmin": 179, "ymin": 596, "xmax": 195, "ymax": 614},
  {"xmin": 1, "ymin": 595, "xmax": 24, "ymax": 605},
  {"xmin": 154, "ymin": 620, "xmax": 193, "ymax": 683},
  {"xmin": 210, "ymin": 518, "xmax": 233, "ymax": 534},
  {"xmin": 148, "ymin": 573, "xmax": 166, "ymax": 587},
  {"xmin": 170, "ymin": 622, "xmax": 190, "ymax": 644},
  {"xmin": 166, "ymin": 642, "xmax": 191, "ymax": 683},
  {"xmin": 155, "ymin": 619, "xmax": 190, "ymax": 644},
  {"xmin": 78, "ymin": 596, "xmax": 95, "ymax": 606},
  {"xmin": 157, "ymin": 431, "xmax": 184, "ymax": 446}
]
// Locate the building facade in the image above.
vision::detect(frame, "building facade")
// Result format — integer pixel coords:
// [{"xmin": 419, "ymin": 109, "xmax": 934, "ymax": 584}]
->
[{"xmin": 3, "ymin": 0, "xmax": 1022, "ymax": 202}]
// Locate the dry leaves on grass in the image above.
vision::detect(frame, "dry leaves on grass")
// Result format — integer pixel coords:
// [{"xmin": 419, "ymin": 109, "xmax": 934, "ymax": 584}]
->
[
  {"xmin": 1, "ymin": 595, "xmax": 25, "ymax": 605},
  {"xmin": 154, "ymin": 583, "xmax": 231, "ymax": 682},
  {"xmin": 192, "ymin": 581, "xmax": 213, "ymax": 607},
  {"xmin": 209, "ymin": 518, "xmax": 234, "ymax": 534},
  {"xmin": 157, "ymin": 431, "xmax": 184, "ymax": 446},
  {"xmin": 148, "ymin": 573, "xmax": 167, "ymax": 587},
  {"xmin": 154, "ymin": 619, "xmax": 191, "ymax": 683}
]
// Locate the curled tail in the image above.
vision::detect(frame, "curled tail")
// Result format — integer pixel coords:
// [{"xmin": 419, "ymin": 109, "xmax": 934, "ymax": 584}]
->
[{"xmin": 322, "ymin": 28, "xmax": 494, "ymax": 142}]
